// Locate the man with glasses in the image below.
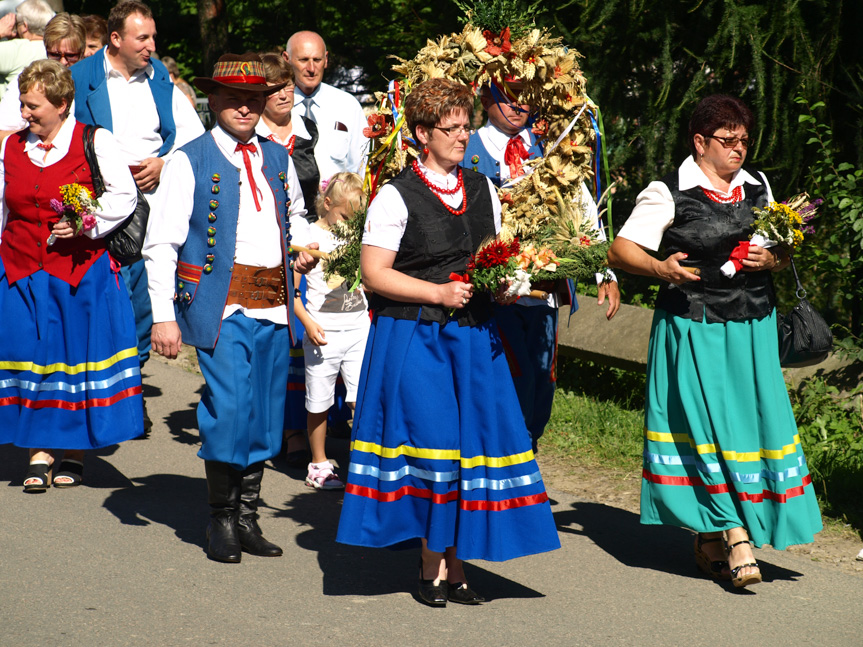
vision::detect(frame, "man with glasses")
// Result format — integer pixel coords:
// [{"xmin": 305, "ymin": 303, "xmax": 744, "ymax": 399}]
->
[
  {"xmin": 0, "ymin": 0, "xmax": 54, "ymax": 98},
  {"xmin": 461, "ymin": 79, "xmax": 620, "ymax": 452},
  {"xmin": 0, "ymin": 12, "xmax": 83, "ymax": 131},
  {"xmin": 71, "ymin": 1, "xmax": 204, "ymax": 434}
]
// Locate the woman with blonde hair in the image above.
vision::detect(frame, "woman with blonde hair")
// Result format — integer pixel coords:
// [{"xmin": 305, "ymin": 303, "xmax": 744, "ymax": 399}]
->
[{"xmin": 0, "ymin": 60, "xmax": 142, "ymax": 490}]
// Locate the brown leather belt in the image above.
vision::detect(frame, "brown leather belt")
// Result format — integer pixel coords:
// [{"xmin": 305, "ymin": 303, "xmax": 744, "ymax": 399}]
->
[{"xmin": 226, "ymin": 263, "xmax": 286, "ymax": 309}]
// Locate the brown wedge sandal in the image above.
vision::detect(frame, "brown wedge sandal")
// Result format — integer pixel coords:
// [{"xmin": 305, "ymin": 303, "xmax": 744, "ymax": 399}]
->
[
  {"xmin": 727, "ymin": 539, "xmax": 762, "ymax": 588},
  {"xmin": 694, "ymin": 533, "xmax": 731, "ymax": 581}
]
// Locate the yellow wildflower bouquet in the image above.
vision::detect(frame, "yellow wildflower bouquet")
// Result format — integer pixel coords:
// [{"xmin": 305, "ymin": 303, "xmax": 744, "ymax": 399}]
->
[{"xmin": 47, "ymin": 183, "xmax": 100, "ymax": 245}]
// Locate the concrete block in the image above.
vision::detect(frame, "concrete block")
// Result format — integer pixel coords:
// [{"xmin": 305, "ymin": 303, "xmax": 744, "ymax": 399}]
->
[{"xmin": 558, "ymin": 295, "xmax": 654, "ymax": 373}]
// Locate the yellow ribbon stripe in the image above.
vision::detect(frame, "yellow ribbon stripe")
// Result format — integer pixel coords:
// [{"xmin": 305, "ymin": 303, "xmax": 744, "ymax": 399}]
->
[
  {"xmin": 350, "ymin": 440, "xmax": 535, "ymax": 467},
  {"xmin": 0, "ymin": 347, "xmax": 138, "ymax": 376},
  {"xmin": 644, "ymin": 429, "xmax": 802, "ymax": 462}
]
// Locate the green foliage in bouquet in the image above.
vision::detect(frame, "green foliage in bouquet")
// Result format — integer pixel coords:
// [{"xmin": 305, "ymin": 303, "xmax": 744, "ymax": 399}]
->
[{"xmin": 322, "ymin": 207, "xmax": 368, "ymax": 290}]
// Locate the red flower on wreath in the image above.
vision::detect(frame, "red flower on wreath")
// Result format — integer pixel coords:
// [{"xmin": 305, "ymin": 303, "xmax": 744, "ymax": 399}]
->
[
  {"xmin": 499, "ymin": 191, "xmax": 514, "ymax": 206},
  {"xmin": 483, "ymin": 27, "xmax": 512, "ymax": 56},
  {"xmin": 532, "ymin": 118, "xmax": 549, "ymax": 137},
  {"xmin": 363, "ymin": 114, "xmax": 390, "ymax": 139},
  {"xmin": 579, "ymin": 235, "xmax": 592, "ymax": 246}
]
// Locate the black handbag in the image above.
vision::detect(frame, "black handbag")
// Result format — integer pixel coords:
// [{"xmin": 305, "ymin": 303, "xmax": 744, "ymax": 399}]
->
[
  {"xmin": 81, "ymin": 124, "xmax": 150, "ymax": 267},
  {"xmin": 777, "ymin": 255, "xmax": 833, "ymax": 368}
]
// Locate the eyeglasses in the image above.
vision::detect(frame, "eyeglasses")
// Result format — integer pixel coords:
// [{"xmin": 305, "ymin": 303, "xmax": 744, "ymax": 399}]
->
[
  {"xmin": 705, "ymin": 135, "xmax": 750, "ymax": 149},
  {"xmin": 47, "ymin": 50, "xmax": 81, "ymax": 63},
  {"xmin": 433, "ymin": 125, "xmax": 470, "ymax": 137}
]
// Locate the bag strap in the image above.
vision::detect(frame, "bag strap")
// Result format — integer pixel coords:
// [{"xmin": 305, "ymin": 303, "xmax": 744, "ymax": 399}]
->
[
  {"xmin": 788, "ymin": 254, "xmax": 806, "ymax": 299},
  {"xmin": 81, "ymin": 124, "xmax": 106, "ymax": 197}
]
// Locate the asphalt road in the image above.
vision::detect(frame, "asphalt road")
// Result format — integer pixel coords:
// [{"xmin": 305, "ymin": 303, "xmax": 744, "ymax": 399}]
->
[{"xmin": 0, "ymin": 357, "xmax": 860, "ymax": 647}]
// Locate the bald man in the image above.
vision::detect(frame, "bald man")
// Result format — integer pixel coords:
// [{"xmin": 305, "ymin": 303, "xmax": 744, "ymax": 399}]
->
[{"xmin": 283, "ymin": 31, "xmax": 367, "ymax": 184}]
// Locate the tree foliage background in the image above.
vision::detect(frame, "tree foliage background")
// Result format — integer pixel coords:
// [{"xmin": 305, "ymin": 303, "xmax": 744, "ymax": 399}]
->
[{"xmin": 65, "ymin": 0, "xmax": 863, "ymax": 330}]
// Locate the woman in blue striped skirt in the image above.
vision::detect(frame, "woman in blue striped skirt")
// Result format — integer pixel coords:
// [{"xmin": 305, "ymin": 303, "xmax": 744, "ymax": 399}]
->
[
  {"xmin": 0, "ymin": 61, "xmax": 143, "ymax": 491},
  {"xmin": 336, "ymin": 79, "xmax": 560, "ymax": 606}
]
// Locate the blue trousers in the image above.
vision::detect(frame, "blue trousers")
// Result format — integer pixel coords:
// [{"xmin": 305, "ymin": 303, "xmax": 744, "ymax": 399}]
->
[
  {"xmin": 196, "ymin": 313, "xmax": 290, "ymax": 470},
  {"xmin": 494, "ymin": 303, "xmax": 558, "ymax": 450},
  {"xmin": 120, "ymin": 259, "xmax": 153, "ymax": 366}
]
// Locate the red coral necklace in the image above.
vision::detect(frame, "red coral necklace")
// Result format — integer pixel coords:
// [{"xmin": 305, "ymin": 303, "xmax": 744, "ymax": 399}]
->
[
  {"xmin": 412, "ymin": 160, "xmax": 467, "ymax": 216},
  {"xmin": 701, "ymin": 185, "xmax": 742, "ymax": 204}
]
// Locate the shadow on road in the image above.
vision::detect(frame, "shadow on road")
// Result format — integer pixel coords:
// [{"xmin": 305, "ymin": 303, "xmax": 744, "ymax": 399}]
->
[
  {"xmin": 555, "ymin": 500, "xmax": 804, "ymax": 589},
  {"xmin": 162, "ymin": 393, "xmax": 203, "ymax": 447},
  {"xmin": 272, "ymin": 465, "xmax": 545, "ymax": 601},
  {"xmin": 102, "ymin": 474, "xmax": 207, "ymax": 549}
]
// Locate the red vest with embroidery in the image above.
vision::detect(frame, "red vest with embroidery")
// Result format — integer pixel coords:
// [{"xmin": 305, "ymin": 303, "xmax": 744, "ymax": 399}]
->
[{"xmin": 1, "ymin": 121, "xmax": 104, "ymax": 287}]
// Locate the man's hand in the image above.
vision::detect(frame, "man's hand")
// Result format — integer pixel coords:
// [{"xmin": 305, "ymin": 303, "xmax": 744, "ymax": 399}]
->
[
  {"xmin": 151, "ymin": 321, "xmax": 182, "ymax": 359},
  {"xmin": 133, "ymin": 157, "xmax": 165, "ymax": 192},
  {"xmin": 0, "ymin": 14, "xmax": 17, "ymax": 39},
  {"xmin": 597, "ymin": 280, "xmax": 621, "ymax": 320},
  {"xmin": 294, "ymin": 242, "xmax": 319, "ymax": 274}
]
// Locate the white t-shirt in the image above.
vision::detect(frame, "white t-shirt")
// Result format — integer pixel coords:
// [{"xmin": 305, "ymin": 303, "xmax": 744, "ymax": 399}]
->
[{"xmin": 304, "ymin": 221, "xmax": 369, "ymax": 331}]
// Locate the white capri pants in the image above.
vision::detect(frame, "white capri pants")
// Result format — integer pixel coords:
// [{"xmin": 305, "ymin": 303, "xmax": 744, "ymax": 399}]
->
[{"xmin": 303, "ymin": 320, "xmax": 371, "ymax": 414}]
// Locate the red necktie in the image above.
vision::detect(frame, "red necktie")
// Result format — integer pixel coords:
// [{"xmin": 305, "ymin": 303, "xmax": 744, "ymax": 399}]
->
[
  {"xmin": 235, "ymin": 142, "xmax": 262, "ymax": 212},
  {"xmin": 36, "ymin": 142, "xmax": 54, "ymax": 151},
  {"xmin": 504, "ymin": 136, "xmax": 530, "ymax": 178}
]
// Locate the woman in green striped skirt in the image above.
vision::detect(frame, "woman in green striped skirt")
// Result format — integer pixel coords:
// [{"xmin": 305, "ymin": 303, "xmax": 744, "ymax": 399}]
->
[{"xmin": 607, "ymin": 95, "xmax": 822, "ymax": 588}]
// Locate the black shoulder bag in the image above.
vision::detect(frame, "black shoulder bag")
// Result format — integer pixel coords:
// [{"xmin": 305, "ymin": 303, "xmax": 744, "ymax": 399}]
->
[
  {"xmin": 82, "ymin": 124, "xmax": 150, "ymax": 267},
  {"xmin": 777, "ymin": 255, "xmax": 833, "ymax": 368}
]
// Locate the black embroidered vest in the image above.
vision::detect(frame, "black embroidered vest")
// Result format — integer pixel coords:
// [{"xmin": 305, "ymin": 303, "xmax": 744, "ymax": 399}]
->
[
  {"xmin": 655, "ymin": 169, "xmax": 775, "ymax": 323},
  {"xmin": 292, "ymin": 116, "xmax": 320, "ymax": 223},
  {"xmin": 369, "ymin": 167, "xmax": 495, "ymax": 326}
]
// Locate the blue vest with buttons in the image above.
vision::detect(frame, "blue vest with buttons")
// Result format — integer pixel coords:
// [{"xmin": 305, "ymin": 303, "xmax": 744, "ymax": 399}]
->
[
  {"xmin": 70, "ymin": 49, "xmax": 177, "ymax": 157},
  {"xmin": 173, "ymin": 132, "xmax": 295, "ymax": 349},
  {"xmin": 461, "ymin": 128, "xmax": 542, "ymax": 187}
]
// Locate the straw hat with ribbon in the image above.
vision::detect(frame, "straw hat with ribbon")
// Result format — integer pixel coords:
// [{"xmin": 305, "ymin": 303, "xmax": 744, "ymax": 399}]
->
[{"xmin": 193, "ymin": 53, "xmax": 286, "ymax": 95}]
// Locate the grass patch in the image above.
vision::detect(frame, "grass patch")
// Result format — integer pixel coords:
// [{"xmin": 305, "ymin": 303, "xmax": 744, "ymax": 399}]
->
[{"xmin": 541, "ymin": 357, "xmax": 644, "ymax": 469}]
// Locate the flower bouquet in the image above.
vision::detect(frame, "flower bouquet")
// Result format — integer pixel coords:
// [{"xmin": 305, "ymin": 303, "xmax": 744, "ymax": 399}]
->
[
  {"xmin": 720, "ymin": 193, "xmax": 819, "ymax": 278},
  {"xmin": 47, "ymin": 183, "xmax": 99, "ymax": 245}
]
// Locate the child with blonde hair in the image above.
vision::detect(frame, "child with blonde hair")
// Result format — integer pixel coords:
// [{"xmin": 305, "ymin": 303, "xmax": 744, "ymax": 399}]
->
[{"xmin": 294, "ymin": 172, "xmax": 369, "ymax": 489}]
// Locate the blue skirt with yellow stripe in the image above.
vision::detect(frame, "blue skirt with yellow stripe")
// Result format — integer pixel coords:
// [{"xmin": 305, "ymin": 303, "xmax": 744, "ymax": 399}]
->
[
  {"xmin": 336, "ymin": 314, "xmax": 560, "ymax": 561},
  {"xmin": 0, "ymin": 254, "xmax": 144, "ymax": 449},
  {"xmin": 640, "ymin": 308, "xmax": 822, "ymax": 549}
]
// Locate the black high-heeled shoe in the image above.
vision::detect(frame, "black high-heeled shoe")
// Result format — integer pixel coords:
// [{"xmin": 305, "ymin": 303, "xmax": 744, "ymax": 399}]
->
[
  {"xmin": 417, "ymin": 559, "xmax": 447, "ymax": 607},
  {"xmin": 447, "ymin": 582, "xmax": 485, "ymax": 605}
]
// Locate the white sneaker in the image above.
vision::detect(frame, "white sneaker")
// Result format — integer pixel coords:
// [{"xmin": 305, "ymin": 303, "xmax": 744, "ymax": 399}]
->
[{"xmin": 305, "ymin": 461, "xmax": 345, "ymax": 490}]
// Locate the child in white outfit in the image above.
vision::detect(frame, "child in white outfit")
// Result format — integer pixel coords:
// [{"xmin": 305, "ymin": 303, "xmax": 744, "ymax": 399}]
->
[{"xmin": 294, "ymin": 172, "xmax": 369, "ymax": 489}]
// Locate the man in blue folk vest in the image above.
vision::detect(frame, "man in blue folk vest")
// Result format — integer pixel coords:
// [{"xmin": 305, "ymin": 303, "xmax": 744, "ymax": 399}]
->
[
  {"xmin": 143, "ymin": 53, "xmax": 318, "ymax": 563},
  {"xmin": 462, "ymin": 80, "xmax": 620, "ymax": 451},
  {"xmin": 71, "ymin": 1, "xmax": 204, "ymax": 432}
]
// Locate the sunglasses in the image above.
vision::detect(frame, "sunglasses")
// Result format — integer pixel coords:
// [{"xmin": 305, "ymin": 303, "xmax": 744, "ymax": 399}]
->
[{"xmin": 705, "ymin": 135, "xmax": 750, "ymax": 149}]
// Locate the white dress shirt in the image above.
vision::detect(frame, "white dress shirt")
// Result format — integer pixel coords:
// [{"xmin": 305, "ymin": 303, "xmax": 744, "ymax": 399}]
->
[
  {"xmin": 476, "ymin": 121, "xmax": 533, "ymax": 183},
  {"xmin": 0, "ymin": 117, "xmax": 138, "ymax": 242},
  {"xmin": 255, "ymin": 115, "xmax": 312, "ymax": 148},
  {"xmin": 363, "ymin": 160, "xmax": 502, "ymax": 251},
  {"xmin": 0, "ymin": 76, "xmax": 25, "ymax": 131},
  {"xmin": 0, "ymin": 39, "xmax": 45, "ymax": 98},
  {"xmin": 101, "ymin": 48, "xmax": 205, "ymax": 165},
  {"xmin": 291, "ymin": 82, "xmax": 367, "ymax": 183},
  {"xmin": 618, "ymin": 155, "xmax": 774, "ymax": 251},
  {"xmin": 143, "ymin": 124, "xmax": 308, "ymax": 326}
]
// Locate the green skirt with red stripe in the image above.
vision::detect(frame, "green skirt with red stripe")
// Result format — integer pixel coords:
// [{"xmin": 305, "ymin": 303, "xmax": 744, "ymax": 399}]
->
[{"xmin": 640, "ymin": 308, "xmax": 822, "ymax": 549}]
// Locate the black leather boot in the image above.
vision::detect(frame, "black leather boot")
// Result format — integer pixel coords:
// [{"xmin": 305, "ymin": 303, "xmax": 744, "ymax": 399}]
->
[
  {"xmin": 204, "ymin": 460, "xmax": 242, "ymax": 563},
  {"xmin": 237, "ymin": 463, "xmax": 283, "ymax": 557}
]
